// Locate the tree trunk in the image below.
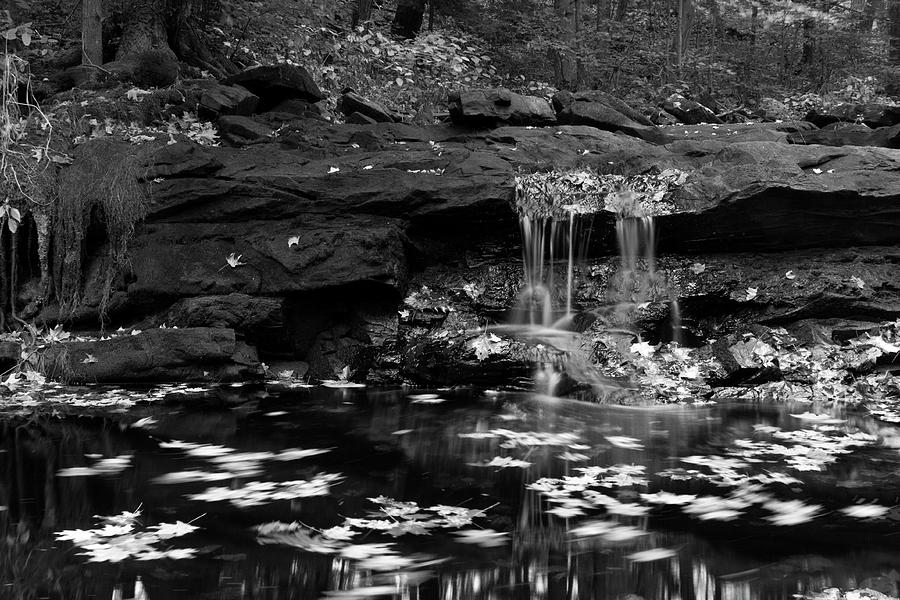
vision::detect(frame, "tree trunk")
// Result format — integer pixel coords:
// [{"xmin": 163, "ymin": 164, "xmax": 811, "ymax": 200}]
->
[
  {"xmin": 673, "ymin": 0, "xmax": 694, "ymax": 70},
  {"xmin": 352, "ymin": 0, "xmax": 374, "ymax": 28},
  {"xmin": 614, "ymin": 0, "xmax": 628, "ymax": 21},
  {"xmin": 552, "ymin": 0, "xmax": 579, "ymax": 89},
  {"xmin": 115, "ymin": 0, "xmax": 168, "ymax": 60},
  {"xmin": 115, "ymin": 0, "xmax": 237, "ymax": 76},
  {"xmin": 890, "ymin": 0, "xmax": 900, "ymax": 62},
  {"xmin": 82, "ymin": 0, "xmax": 103, "ymax": 66},
  {"xmin": 392, "ymin": 0, "xmax": 427, "ymax": 38}
]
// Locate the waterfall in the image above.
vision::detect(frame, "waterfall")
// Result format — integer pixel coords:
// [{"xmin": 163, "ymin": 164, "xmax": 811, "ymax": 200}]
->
[{"xmin": 509, "ymin": 170, "xmax": 687, "ymax": 398}]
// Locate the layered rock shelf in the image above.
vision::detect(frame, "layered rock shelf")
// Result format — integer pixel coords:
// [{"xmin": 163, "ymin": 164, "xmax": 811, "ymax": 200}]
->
[{"xmin": 31, "ymin": 78, "xmax": 900, "ymax": 386}]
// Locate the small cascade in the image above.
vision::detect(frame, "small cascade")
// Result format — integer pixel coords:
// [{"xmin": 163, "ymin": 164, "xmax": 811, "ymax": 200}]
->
[
  {"xmin": 510, "ymin": 170, "xmax": 688, "ymax": 398},
  {"xmin": 515, "ymin": 208, "xmax": 593, "ymax": 331},
  {"xmin": 614, "ymin": 215, "xmax": 658, "ymax": 306},
  {"xmin": 670, "ymin": 297, "xmax": 684, "ymax": 346}
]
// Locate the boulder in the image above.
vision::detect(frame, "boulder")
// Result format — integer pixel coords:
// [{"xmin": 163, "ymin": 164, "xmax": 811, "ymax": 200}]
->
[
  {"xmin": 553, "ymin": 90, "xmax": 654, "ymax": 126},
  {"xmin": 222, "ymin": 64, "xmax": 323, "ymax": 111},
  {"xmin": 165, "ymin": 293, "xmax": 283, "ymax": 331},
  {"xmin": 806, "ymin": 103, "xmax": 900, "ymax": 128},
  {"xmin": 787, "ymin": 123, "xmax": 900, "ymax": 148},
  {"xmin": 649, "ymin": 108, "xmax": 679, "ymax": 126},
  {"xmin": 661, "ymin": 94, "xmax": 722, "ymax": 124},
  {"xmin": 448, "ymin": 88, "xmax": 556, "ymax": 127},
  {"xmin": 41, "ymin": 327, "xmax": 263, "ymax": 383},
  {"xmin": 217, "ymin": 115, "xmax": 273, "ymax": 145},
  {"xmin": 266, "ymin": 98, "xmax": 328, "ymax": 119},
  {"xmin": 198, "ymin": 84, "xmax": 259, "ymax": 119},
  {"xmin": 346, "ymin": 111, "xmax": 378, "ymax": 125},
  {"xmin": 339, "ymin": 92, "xmax": 397, "ymax": 123},
  {"xmin": 553, "ymin": 90, "xmax": 665, "ymax": 143}
]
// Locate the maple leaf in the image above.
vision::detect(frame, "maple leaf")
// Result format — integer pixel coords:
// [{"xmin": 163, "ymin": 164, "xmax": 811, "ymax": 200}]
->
[
  {"xmin": 629, "ymin": 340, "xmax": 657, "ymax": 357},
  {"xmin": 225, "ymin": 253, "xmax": 246, "ymax": 268},
  {"xmin": 287, "ymin": 236, "xmax": 300, "ymax": 248},
  {"xmin": 690, "ymin": 262, "xmax": 706, "ymax": 274}
]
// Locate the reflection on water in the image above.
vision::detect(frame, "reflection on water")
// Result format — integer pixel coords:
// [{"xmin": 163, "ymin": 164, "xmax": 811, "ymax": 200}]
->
[{"xmin": 0, "ymin": 385, "xmax": 899, "ymax": 599}]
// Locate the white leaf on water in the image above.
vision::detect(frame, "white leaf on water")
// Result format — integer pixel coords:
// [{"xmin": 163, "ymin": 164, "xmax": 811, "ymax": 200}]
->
[
  {"xmin": 321, "ymin": 586, "xmax": 398, "ymax": 598},
  {"xmin": 627, "ymin": 548, "xmax": 677, "ymax": 562},
  {"xmin": 785, "ymin": 270, "xmax": 796, "ymax": 280},
  {"xmin": 454, "ymin": 529, "xmax": 509, "ymax": 548},
  {"xmin": 690, "ymin": 262, "xmax": 706, "ymax": 274},
  {"xmin": 546, "ymin": 506, "xmax": 585, "ymax": 518},
  {"xmin": 605, "ymin": 436, "xmax": 644, "ymax": 450},
  {"xmin": 287, "ymin": 236, "xmax": 300, "ymax": 247},
  {"xmin": 469, "ymin": 456, "xmax": 532, "ymax": 469},
  {"xmin": 789, "ymin": 412, "xmax": 846, "ymax": 424},
  {"xmin": 839, "ymin": 504, "xmax": 891, "ymax": 519},
  {"xmin": 147, "ymin": 521, "xmax": 198, "ymax": 539},
  {"xmin": 327, "ymin": 166, "xmax": 340, "ymax": 174},
  {"xmin": 557, "ymin": 452, "xmax": 590, "ymax": 462},
  {"xmin": 273, "ymin": 448, "xmax": 331, "ymax": 461},
  {"xmin": 321, "ymin": 525, "xmax": 358, "ymax": 541},
  {"xmin": 409, "ymin": 393, "xmax": 446, "ymax": 404},
  {"xmin": 321, "ymin": 380, "xmax": 366, "ymax": 388},
  {"xmin": 640, "ymin": 491, "xmax": 697, "ymax": 505},
  {"xmin": 185, "ymin": 444, "xmax": 233, "ymax": 457},
  {"xmin": 764, "ymin": 499, "xmax": 822, "ymax": 526}
]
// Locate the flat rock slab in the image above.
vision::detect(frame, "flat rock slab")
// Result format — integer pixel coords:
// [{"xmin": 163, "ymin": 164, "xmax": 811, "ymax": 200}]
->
[{"xmin": 41, "ymin": 327, "xmax": 263, "ymax": 383}]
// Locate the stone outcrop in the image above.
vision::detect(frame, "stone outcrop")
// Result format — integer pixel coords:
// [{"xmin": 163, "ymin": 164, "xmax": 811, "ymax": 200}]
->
[
  {"xmin": 39, "ymin": 108, "xmax": 900, "ymax": 384},
  {"xmin": 787, "ymin": 122, "xmax": 900, "ymax": 148},
  {"xmin": 661, "ymin": 94, "xmax": 722, "ymax": 124},
  {"xmin": 41, "ymin": 328, "xmax": 262, "ymax": 383},
  {"xmin": 805, "ymin": 103, "xmax": 900, "ymax": 129},
  {"xmin": 448, "ymin": 88, "xmax": 556, "ymax": 127},
  {"xmin": 222, "ymin": 65, "xmax": 324, "ymax": 111},
  {"xmin": 552, "ymin": 90, "xmax": 665, "ymax": 142}
]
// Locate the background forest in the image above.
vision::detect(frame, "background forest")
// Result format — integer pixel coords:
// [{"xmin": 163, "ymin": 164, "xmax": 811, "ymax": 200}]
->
[{"xmin": 5, "ymin": 0, "xmax": 900, "ymax": 123}]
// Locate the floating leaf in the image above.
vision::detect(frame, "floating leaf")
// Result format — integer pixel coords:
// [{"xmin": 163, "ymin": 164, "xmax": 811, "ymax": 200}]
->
[{"xmin": 627, "ymin": 548, "xmax": 677, "ymax": 562}]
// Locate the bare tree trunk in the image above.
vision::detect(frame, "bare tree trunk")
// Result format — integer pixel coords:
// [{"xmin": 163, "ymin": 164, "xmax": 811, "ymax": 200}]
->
[
  {"xmin": 392, "ymin": 0, "xmax": 427, "ymax": 38},
  {"xmin": 82, "ymin": 0, "xmax": 103, "ymax": 66},
  {"xmin": 674, "ymin": 0, "xmax": 694, "ymax": 71},
  {"xmin": 552, "ymin": 0, "xmax": 578, "ymax": 89},
  {"xmin": 614, "ymin": 0, "xmax": 628, "ymax": 21},
  {"xmin": 890, "ymin": 0, "xmax": 900, "ymax": 62},
  {"xmin": 116, "ymin": 0, "xmax": 167, "ymax": 60},
  {"xmin": 352, "ymin": 0, "xmax": 374, "ymax": 27}
]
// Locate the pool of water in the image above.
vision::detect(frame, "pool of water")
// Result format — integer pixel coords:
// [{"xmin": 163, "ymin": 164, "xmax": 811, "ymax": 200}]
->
[{"xmin": 1, "ymin": 384, "xmax": 899, "ymax": 599}]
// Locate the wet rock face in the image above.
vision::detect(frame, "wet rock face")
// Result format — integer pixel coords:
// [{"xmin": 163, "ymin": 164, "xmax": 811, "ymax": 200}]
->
[
  {"xmin": 805, "ymin": 103, "xmax": 900, "ymax": 129},
  {"xmin": 41, "ymin": 328, "xmax": 263, "ymax": 383},
  {"xmin": 222, "ymin": 65, "xmax": 324, "ymax": 111},
  {"xmin": 448, "ymin": 88, "xmax": 557, "ymax": 127},
  {"xmin": 45, "ymin": 118, "xmax": 900, "ymax": 384}
]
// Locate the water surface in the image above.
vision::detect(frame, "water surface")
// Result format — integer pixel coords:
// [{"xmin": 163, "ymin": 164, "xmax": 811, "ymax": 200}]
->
[{"xmin": 1, "ymin": 384, "xmax": 898, "ymax": 599}]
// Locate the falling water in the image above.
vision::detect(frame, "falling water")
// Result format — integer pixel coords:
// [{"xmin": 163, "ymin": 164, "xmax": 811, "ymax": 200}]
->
[
  {"xmin": 670, "ymin": 297, "xmax": 683, "ymax": 345},
  {"xmin": 613, "ymin": 215, "xmax": 658, "ymax": 306},
  {"xmin": 516, "ymin": 208, "xmax": 593, "ymax": 330}
]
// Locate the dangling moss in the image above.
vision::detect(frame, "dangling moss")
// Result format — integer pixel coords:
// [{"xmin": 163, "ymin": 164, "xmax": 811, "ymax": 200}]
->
[{"xmin": 54, "ymin": 139, "xmax": 152, "ymax": 324}]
